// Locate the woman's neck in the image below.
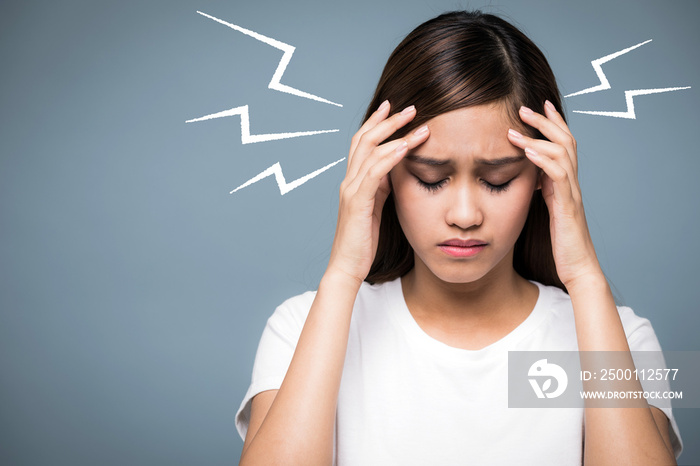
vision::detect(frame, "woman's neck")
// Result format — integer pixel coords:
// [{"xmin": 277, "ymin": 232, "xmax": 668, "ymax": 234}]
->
[{"xmin": 400, "ymin": 253, "xmax": 539, "ymax": 350}]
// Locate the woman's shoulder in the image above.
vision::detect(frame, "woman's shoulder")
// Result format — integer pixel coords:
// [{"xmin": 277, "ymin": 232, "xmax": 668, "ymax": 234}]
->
[
  {"xmin": 532, "ymin": 281, "xmax": 661, "ymax": 348},
  {"xmin": 268, "ymin": 289, "xmax": 317, "ymax": 328},
  {"xmin": 270, "ymin": 279, "xmax": 392, "ymax": 322}
]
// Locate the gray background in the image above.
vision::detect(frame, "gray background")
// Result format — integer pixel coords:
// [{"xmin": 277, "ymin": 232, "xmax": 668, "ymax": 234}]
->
[{"xmin": 1, "ymin": 0, "xmax": 698, "ymax": 464}]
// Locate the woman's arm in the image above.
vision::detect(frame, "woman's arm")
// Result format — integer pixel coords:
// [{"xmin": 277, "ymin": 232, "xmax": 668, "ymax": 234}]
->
[
  {"xmin": 508, "ymin": 102, "xmax": 676, "ymax": 465},
  {"xmin": 239, "ymin": 270, "xmax": 361, "ymax": 465},
  {"xmin": 568, "ymin": 274, "xmax": 676, "ymax": 465},
  {"xmin": 240, "ymin": 102, "xmax": 430, "ymax": 465}
]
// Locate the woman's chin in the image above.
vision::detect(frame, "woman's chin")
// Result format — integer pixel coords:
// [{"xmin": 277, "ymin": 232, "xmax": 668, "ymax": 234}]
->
[
  {"xmin": 419, "ymin": 261, "xmax": 492, "ymax": 286},
  {"xmin": 416, "ymin": 251, "xmax": 515, "ymax": 287}
]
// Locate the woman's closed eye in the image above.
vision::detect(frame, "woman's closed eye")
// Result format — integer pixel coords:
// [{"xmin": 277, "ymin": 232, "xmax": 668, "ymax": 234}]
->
[
  {"xmin": 482, "ymin": 178, "xmax": 513, "ymax": 193},
  {"xmin": 415, "ymin": 176, "xmax": 447, "ymax": 192},
  {"xmin": 414, "ymin": 175, "xmax": 515, "ymax": 194}
]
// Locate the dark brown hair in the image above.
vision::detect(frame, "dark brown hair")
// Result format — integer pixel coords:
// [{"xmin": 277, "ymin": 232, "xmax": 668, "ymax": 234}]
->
[{"xmin": 364, "ymin": 10, "xmax": 566, "ymax": 291}]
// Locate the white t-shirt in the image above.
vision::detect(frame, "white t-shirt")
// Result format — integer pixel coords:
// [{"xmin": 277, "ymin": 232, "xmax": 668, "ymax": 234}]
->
[{"xmin": 236, "ymin": 278, "xmax": 683, "ymax": 465}]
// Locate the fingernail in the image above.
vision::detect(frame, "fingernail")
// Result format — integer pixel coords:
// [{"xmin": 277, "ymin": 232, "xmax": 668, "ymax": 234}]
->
[
  {"xmin": 401, "ymin": 105, "xmax": 416, "ymax": 116},
  {"xmin": 414, "ymin": 125, "xmax": 429, "ymax": 136},
  {"xmin": 508, "ymin": 129, "xmax": 523, "ymax": 139},
  {"xmin": 378, "ymin": 100, "xmax": 389, "ymax": 111},
  {"xmin": 545, "ymin": 100, "xmax": 556, "ymax": 111},
  {"xmin": 524, "ymin": 147, "xmax": 539, "ymax": 159},
  {"xmin": 395, "ymin": 140, "xmax": 408, "ymax": 155},
  {"xmin": 520, "ymin": 106, "xmax": 533, "ymax": 115}
]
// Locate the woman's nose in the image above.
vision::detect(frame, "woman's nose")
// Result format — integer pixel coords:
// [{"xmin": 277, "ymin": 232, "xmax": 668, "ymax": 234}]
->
[{"xmin": 445, "ymin": 184, "xmax": 483, "ymax": 229}]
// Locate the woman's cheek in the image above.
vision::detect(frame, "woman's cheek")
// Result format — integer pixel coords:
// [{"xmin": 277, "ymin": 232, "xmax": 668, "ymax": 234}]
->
[{"xmin": 502, "ymin": 183, "xmax": 537, "ymax": 232}]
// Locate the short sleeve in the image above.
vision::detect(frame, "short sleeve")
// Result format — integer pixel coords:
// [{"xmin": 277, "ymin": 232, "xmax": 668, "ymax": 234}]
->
[
  {"xmin": 619, "ymin": 306, "xmax": 684, "ymax": 460},
  {"xmin": 235, "ymin": 291, "xmax": 316, "ymax": 441}
]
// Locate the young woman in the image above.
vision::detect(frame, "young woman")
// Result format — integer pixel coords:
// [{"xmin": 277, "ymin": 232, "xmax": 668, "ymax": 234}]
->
[{"xmin": 235, "ymin": 11, "xmax": 682, "ymax": 465}]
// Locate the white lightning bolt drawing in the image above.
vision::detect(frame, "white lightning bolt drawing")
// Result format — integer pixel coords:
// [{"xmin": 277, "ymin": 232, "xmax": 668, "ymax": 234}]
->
[
  {"xmin": 194, "ymin": 10, "xmax": 341, "ymax": 107},
  {"xmin": 231, "ymin": 157, "xmax": 346, "ymax": 195},
  {"xmin": 565, "ymin": 39, "xmax": 692, "ymax": 119},
  {"xmin": 565, "ymin": 39, "xmax": 652, "ymax": 98},
  {"xmin": 572, "ymin": 87, "xmax": 692, "ymax": 119},
  {"xmin": 186, "ymin": 105, "xmax": 338, "ymax": 143},
  {"xmin": 186, "ymin": 11, "xmax": 342, "ymax": 142},
  {"xmin": 188, "ymin": 12, "xmax": 345, "ymax": 194}
]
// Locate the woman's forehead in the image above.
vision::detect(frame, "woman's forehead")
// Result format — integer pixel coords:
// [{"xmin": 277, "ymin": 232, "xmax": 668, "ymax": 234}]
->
[{"xmin": 413, "ymin": 104, "xmax": 523, "ymax": 162}]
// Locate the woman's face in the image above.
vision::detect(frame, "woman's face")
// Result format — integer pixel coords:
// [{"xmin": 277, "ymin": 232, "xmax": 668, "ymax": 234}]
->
[{"xmin": 389, "ymin": 102, "xmax": 540, "ymax": 285}]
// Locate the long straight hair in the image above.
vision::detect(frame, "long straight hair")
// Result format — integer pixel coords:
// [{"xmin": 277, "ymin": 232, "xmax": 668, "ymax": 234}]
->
[{"xmin": 363, "ymin": 11, "xmax": 566, "ymax": 292}]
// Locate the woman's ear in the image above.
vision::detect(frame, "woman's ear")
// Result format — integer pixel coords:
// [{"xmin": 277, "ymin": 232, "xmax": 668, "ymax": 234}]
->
[{"xmin": 535, "ymin": 169, "xmax": 543, "ymax": 190}]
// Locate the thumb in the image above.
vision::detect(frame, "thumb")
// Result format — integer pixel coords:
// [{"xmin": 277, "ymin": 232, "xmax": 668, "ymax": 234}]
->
[{"xmin": 373, "ymin": 175, "xmax": 392, "ymax": 217}]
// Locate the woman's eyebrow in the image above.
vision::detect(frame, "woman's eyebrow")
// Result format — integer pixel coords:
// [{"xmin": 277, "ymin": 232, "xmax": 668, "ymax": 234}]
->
[
  {"xmin": 475, "ymin": 155, "xmax": 526, "ymax": 166},
  {"xmin": 406, "ymin": 154, "xmax": 526, "ymax": 166},
  {"xmin": 405, "ymin": 154, "xmax": 450, "ymax": 166}
]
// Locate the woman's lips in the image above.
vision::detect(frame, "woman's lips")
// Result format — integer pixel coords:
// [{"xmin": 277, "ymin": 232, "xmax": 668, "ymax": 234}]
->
[{"xmin": 438, "ymin": 239, "xmax": 487, "ymax": 257}]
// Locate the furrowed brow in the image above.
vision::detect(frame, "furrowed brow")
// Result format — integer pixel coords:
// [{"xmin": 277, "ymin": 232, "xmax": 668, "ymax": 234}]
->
[
  {"xmin": 406, "ymin": 154, "xmax": 526, "ymax": 166},
  {"xmin": 474, "ymin": 155, "xmax": 526, "ymax": 166},
  {"xmin": 405, "ymin": 155, "xmax": 451, "ymax": 166}
]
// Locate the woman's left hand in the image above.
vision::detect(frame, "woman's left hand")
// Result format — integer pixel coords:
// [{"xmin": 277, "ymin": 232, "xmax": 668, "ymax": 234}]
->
[{"xmin": 507, "ymin": 101, "xmax": 602, "ymax": 289}]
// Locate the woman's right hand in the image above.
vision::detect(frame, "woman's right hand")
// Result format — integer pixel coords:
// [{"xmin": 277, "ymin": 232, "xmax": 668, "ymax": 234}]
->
[{"xmin": 326, "ymin": 101, "xmax": 430, "ymax": 286}]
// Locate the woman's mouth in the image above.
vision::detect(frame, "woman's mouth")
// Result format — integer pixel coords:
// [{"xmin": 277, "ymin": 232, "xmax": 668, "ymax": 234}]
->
[{"xmin": 438, "ymin": 239, "xmax": 488, "ymax": 257}]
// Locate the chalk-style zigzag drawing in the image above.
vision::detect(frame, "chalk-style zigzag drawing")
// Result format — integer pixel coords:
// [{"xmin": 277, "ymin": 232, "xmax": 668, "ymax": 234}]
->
[
  {"xmin": 572, "ymin": 87, "xmax": 691, "ymax": 119},
  {"xmin": 231, "ymin": 157, "xmax": 346, "ymax": 195},
  {"xmin": 565, "ymin": 39, "xmax": 653, "ymax": 98},
  {"xmin": 565, "ymin": 39, "xmax": 691, "ymax": 119},
  {"xmin": 186, "ymin": 12, "xmax": 342, "ymax": 142},
  {"xmin": 186, "ymin": 105, "xmax": 339, "ymax": 143},
  {"xmin": 187, "ymin": 11, "xmax": 346, "ymax": 194},
  {"xmin": 195, "ymin": 11, "xmax": 342, "ymax": 107}
]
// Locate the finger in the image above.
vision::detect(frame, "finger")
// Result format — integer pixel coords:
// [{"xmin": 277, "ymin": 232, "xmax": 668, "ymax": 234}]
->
[
  {"xmin": 524, "ymin": 147, "xmax": 574, "ymax": 206},
  {"xmin": 518, "ymin": 105, "xmax": 578, "ymax": 170},
  {"xmin": 507, "ymin": 128, "xmax": 574, "ymax": 171},
  {"xmin": 347, "ymin": 105, "xmax": 417, "ymax": 179},
  {"xmin": 340, "ymin": 140, "xmax": 408, "ymax": 220},
  {"xmin": 349, "ymin": 124, "xmax": 430, "ymax": 194},
  {"xmin": 355, "ymin": 140, "xmax": 409, "ymax": 206},
  {"xmin": 543, "ymin": 100, "xmax": 578, "ymax": 173},
  {"xmin": 543, "ymin": 100, "xmax": 570, "ymax": 135},
  {"xmin": 518, "ymin": 106, "xmax": 574, "ymax": 149},
  {"xmin": 508, "ymin": 128, "xmax": 580, "ymax": 203},
  {"xmin": 348, "ymin": 100, "xmax": 391, "ymax": 163}
]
